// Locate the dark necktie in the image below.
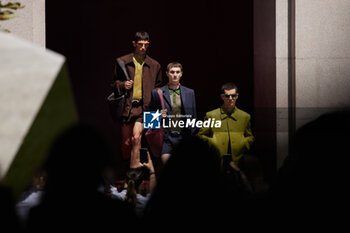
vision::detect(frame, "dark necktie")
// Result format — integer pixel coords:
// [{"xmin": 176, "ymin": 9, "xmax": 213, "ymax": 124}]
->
[{"xmin": 169, "ymin": 88, "xmax": 180, "ymax": 103}]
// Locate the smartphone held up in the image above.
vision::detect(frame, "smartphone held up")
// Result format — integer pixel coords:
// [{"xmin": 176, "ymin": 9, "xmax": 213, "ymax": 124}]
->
[{"xmin": 140, "ymin": 148, "xmax": 149, "ymax": 163}]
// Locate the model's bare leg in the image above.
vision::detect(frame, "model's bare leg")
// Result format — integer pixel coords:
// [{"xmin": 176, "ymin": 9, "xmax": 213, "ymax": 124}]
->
[
  {"xmin": 161, "ymin": 153, "xmax": 171, "ymax": 164},
  {"xmin": 121, "ymin": 123, "xmax": 134, "ymax": 160},
  {"xmin": 130, "ymin": 121, "xmax": 143, "ymax": 168}
]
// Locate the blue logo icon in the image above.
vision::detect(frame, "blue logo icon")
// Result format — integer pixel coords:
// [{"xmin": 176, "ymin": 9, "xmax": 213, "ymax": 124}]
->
[{"xmin": 143, "ymin": 110, "xmax": 162, "ymax": 129}]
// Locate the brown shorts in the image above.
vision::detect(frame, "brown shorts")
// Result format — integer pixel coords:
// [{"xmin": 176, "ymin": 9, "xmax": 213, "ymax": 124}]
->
[{"xmin": 122, "ymin": 105, "xmax": 143, "ymax": 125}]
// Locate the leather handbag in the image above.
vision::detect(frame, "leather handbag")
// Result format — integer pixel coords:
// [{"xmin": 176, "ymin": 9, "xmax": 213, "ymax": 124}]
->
[
  {"xmin": 107, "ymin": 92, "xmax": 127, "ymax": 122},
  {"xmin": 145, "ymin": 88, "xmax": 165, "ymax": 158},
  {"xmin": 108, "ymin": 57, "xmax": 130, "ymax": 122}
]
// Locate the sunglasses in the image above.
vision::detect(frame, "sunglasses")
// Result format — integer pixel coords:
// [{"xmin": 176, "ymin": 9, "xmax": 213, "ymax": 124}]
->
[{"xmin": 224, "ymin": 94, "xmax": 237, "ymax": 99}]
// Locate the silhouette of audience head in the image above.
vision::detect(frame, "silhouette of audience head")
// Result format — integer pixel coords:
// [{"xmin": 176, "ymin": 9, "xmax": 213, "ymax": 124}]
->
[
  {"xmin": 26, "ymin": 123, "xmax": 136, "ymax": 231},
  {"xmin": 273, "ymin": 109, "xmax": 350, "ymax": 218},
  {"xmin": 43, "ymin": 123, "xmax": 113, "ymax": 196},
  {"xmin": 159, "ymin": 135, "xmax": 221, "ymax": 191},
  {"xmin": 144, "ymin": 135, "xmax": 224, "ymax": 224},
  {"xmin": 0, "ymin": 185, "xmax": 20, "ymax": 231}
]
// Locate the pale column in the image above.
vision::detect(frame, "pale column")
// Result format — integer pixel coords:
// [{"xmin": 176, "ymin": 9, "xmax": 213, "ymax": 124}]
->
[
  {"xmin": 276, "ymin": 0, "xmax": 289, "ymax": 169},
  {"xmin": 275, "ymin": 0, "xmax": 350, "ymax": 169},
  {"xmin": 1, "ymin": 0, "xmax": 45, "ymax": 47},
  {"xmin": 295, "ymin": 0, "xmax": 350, "ymax": 128}
]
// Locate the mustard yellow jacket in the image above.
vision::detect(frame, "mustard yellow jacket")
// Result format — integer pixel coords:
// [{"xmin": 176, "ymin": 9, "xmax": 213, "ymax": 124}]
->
[{"xmin": 198, "ymin": 106, "xmax": 255, "ymax": 165}]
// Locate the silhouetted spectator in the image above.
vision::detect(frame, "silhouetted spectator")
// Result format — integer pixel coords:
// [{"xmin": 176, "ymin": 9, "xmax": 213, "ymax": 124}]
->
[
  {"xmin": 0, "ymin": 184, "xmax": 21, "ymax": 232},
  {"xmin": 26, "ymin": 123, "xmax": 136, "ymax": 232},
  {"xmin": 271, "ymin": 109, "xmax": 350, "ymax": 225},
  {"xmin": 142, "ymin": 135, "xmax": 234, "ymax": 227}
]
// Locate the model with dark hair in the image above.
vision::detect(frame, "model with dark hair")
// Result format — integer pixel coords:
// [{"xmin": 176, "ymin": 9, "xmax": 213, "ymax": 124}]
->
[
  {"xmin": 111, "ymin": 31, "xmax": 163, "ymax": 168},
  {"xmin": 198, "ymin": 82, "xmax": 254, "ymax": 168}
]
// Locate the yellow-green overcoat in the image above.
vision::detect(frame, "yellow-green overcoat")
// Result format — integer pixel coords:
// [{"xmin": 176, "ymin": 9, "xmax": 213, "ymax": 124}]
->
[{"xmin": 198, "ymin": 106, "xmax": 255, "ymax": 166}]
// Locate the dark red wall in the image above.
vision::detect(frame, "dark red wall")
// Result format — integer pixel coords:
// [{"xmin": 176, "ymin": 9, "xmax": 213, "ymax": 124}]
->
[{"xmin": 253, "ymin": 0, "xmax": 277, "ymax": 183}]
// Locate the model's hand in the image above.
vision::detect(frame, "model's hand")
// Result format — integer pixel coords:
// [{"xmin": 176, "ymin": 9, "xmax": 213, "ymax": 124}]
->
[
  {"xmin": 229, "ymin": 161, "xmax": 248, "ymax": 180},
  {"xmin": 229, "ymin": 161, "xmax": 240, "ymax": 172},
  {"xmin": 124, "ymin": 80, "xmax": 134, "ymax": 90},
  {"xmin": 142, "ymin": 151, "xmax": 155, "ymax": 173},
  {"xmin": 161, "ymin": 108, "xmax": 167, "ymax": 118}
]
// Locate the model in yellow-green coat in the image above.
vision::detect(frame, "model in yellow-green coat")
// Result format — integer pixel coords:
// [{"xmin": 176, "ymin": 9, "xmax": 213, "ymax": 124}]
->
[{"xmin": 198, "ymin": 82, "xmax": 255, "ymax": 167}]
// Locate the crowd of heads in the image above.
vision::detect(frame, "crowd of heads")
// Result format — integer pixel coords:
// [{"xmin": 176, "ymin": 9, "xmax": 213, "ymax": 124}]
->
[{"xmin": 1, "ymin": 107, "xmax": 350, "ymax": 230}]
